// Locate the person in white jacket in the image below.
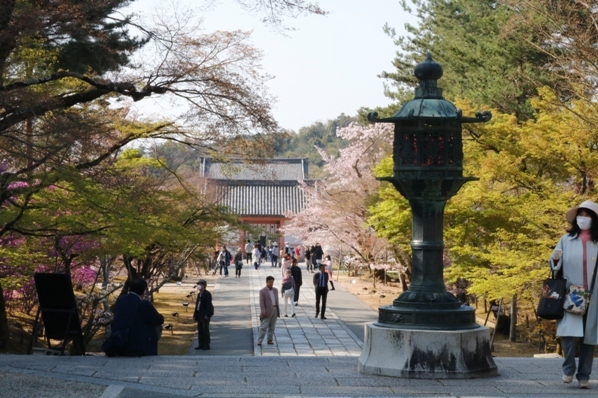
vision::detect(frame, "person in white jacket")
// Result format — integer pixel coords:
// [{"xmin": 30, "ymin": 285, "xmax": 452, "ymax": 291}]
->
[
  {"xmin": 550, "ymin": 200, "xmax": 598, "ymax": 389},
  {"xmin": 252, "ymin": 244, "xmax": 261, "ymax": 270}
]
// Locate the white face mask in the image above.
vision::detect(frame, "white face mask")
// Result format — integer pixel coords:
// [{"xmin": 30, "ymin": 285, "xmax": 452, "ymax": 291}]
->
[{"xmin": 577, "ymin": 216, "xmax": 592, "ymax": 231}]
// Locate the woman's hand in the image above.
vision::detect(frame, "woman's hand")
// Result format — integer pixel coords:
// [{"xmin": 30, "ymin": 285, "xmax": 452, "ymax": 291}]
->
[{"xmin": 553, "ymin": 249, "xmax": 563, "ymax": 260}]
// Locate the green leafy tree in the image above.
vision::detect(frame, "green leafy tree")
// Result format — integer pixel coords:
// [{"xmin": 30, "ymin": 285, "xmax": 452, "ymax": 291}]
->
[
  {"xmin": 0, "ymin": 0, "xmax": 327, "ymax": 348},
  {"xmin": 274, "ymin": 114, "xmax": 356, "ymax": 177},
  {"xmin": 2, "ymin": 148, "xmax": 227, "ymax": 347},
  {"xmin": 370, "ymin": 92, "xmax": 598, "ymax": 304},
  {"xmin": 384, "ymin": 0, "xmax": 553, "ymax": 120}
]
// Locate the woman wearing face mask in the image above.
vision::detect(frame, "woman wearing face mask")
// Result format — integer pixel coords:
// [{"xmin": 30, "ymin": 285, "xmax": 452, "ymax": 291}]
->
[{"xmin": 550, "ymin": 200, "xmax": 598, "ymax": 389}]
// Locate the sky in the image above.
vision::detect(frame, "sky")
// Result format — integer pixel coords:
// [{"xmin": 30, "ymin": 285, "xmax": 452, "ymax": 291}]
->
[{"xmin": 126, "ymin": 0, "xmax": 417, "ymax": 132}]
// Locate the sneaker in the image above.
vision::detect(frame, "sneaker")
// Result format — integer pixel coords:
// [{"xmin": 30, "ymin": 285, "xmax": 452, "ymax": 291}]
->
[
  {"xmin": 284, "ymin": 314, "xmax": 288, "ymax": 317},
  {"xmin": 257, "ymin": 342, "xmax": 262, "ymax": 346},
  {"xmin": 579, "ymin": 380, "xmax": 590, "ymax": 389},
  {"xmin": 562, "ymin": 375, "xmax": 573, "ymax": 383},
  {"xmin": 292, "ymin": 313, "xmax": 296, "ymax": 317},
  {"xmin": 267, "ymin": 340, "xmax": 274, "ymax": 345}
]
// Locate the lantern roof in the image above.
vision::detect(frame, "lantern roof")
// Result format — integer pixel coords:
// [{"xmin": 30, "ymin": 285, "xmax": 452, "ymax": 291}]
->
[{"xmin": 368, "ymin": 53, "xmax": 491, "ymax": 124}]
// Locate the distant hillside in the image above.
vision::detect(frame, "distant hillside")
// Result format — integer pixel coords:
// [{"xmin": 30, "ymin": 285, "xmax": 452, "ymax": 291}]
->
[
  {"xmin": 273, "ymin": 113, "xmax": 357, "ymax": 178},
  {"xmin": 148, "ymin": 114, "xmax": 358, "ymax": 179}
]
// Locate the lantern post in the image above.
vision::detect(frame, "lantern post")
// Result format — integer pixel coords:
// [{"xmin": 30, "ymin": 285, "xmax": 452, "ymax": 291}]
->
[{"xmin": 358, "ymin": 54, "xmax": 497, "ymax": 378}]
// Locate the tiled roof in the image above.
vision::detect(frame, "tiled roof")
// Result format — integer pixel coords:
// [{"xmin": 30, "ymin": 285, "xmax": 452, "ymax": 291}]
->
[
  {"xmin": 212, "ymin": 181, "xmax": 307, "ymax": 217},
  {"xmin": 200, "ymin": 158, "xmax": 307, "ymax": 181},
  {"xmin": 201, "ymin": 158, "xmax": 313, "ymax": 217}
]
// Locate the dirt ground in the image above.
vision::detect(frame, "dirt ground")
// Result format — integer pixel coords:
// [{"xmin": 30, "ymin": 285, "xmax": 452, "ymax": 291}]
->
[{"xmin": 333, "ymin": 271, "xmax": 544, "ymax": 358}]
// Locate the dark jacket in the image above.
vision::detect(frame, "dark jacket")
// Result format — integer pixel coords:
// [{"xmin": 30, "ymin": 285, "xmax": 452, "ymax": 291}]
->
[
  {"xmin": 193, "ymin": 289, "xmax": 214, "ymax": 320},
  {"xmin": 220, "ymin": 250, "xmax": 232, "ymax": 264},
  {"xmin": 112, "ymin": 293, "xmax": 164, "ymax": 356},
  {"xmin": 290, "ymin": 264, "xmax": 303, "ymax": 286},
  {"xmin": 313, "ymin": 245, "xmax": 324, "ymax": 260},
  {"xmin": 313, "ymin": 271, "xmax": 329, "ymax": 289},
  {"xmin": 234, "ymin": 251, "xmax": 243, "ymax": 268}
]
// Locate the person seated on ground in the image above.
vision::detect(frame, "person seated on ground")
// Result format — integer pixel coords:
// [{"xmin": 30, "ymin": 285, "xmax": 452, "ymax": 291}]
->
[{"xmin": 111, "ymin": 277, "xmax": 164, "ymax": 356}]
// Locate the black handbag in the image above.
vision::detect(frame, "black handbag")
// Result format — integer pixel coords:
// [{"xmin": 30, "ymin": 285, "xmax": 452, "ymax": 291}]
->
[
  {"xmin": 537, "ymin": 268, "xmax": 566, "ymax": 320},
  {"xmin": 101, "ymin": 328, "xmax": 130, "ymax": 357}
]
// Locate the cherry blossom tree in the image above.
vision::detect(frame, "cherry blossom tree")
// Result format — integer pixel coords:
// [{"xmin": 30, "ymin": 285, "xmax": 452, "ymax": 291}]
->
[{"xmin": 283, "ymin": 123, "xmax": 393, "ymax": 266}]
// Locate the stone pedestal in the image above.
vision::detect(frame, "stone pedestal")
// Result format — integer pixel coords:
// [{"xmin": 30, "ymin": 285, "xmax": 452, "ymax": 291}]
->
[{"xmin": 358, "ymin": 323, "xmax": 497, "ymax": 379}]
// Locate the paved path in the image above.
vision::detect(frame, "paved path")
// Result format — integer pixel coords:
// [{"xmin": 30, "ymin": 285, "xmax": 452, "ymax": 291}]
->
[
  {"xmin": 187, "ymin": 262, "xmax": 376, "ymax": 357},
  {"xmin": 1, "ymin": 261, "xmax": 597, "ymax": 397}
]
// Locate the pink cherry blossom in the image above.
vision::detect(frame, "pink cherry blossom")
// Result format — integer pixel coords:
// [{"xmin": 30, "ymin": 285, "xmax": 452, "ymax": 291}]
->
[{"xmin": 283, "ymin": 123, "xmax": 394, "ymax": 265}]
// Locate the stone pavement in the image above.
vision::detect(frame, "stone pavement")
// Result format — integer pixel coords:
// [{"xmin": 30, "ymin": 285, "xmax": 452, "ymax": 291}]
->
[
  {"xmin": 0, "ymin": 262, "xmax": 597, "ymax": 397},
  {"xmin": 247, "ymin": 264, "xmax": 365, "ymax": 356}
]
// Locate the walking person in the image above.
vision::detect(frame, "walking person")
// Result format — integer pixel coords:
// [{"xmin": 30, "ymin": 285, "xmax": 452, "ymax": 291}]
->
[
  {"xmin": 193, "ymin": 279, "xmax": 214, "ymax": 351},
  {"xmin": 260, "ymin": 245, "xmax": 268, "ymax": 266},
  {"xmin": 281, "ymin": 252, "xmax": 292, "ymax": 278},
  {"xmin": 234, "ymin": 247, "xmax": 243, "ymax": 278},
  {"xmin": 550, "ymin": 200, "xmax": 598, "ymax": 389},
  {"xmin": 313, "ymin": 263, "xmax": 329, "ymax": 320},
  {"xmin": 290, "ymin": 258, "xmax": 302, "ymax": 306},
  {"xmin": 211, "ymin": 248, "xmax": 219, "ymax": 276},
  {"xmin": 281, "ymin": 270, "xmax": 296, "ymax": 317},
  {"xmin": 324, "ymin": 255, "xmax": 335, "ymax": 290},
  {"xmin": 252, "ymin": 244, "xmax": 261, "ymax": 270},
  {"xmin": 244, "ymin": 240, "xmax": 253, "ymax": 265},
  {"xmin": 284, "ymin": 242, "xmax": 291, "ymax": 256},
  {"xmin": 271, "ymin": 244, "xmax": 279, "ymax": 267},
  {"xmin": 257, "ymin": 276, "xmax": 280, "ymax": 346},
  {"xmin": 313, "ymin": 243, "xmax": 324, "ymax": 267},
  {"xmin": 218, "ymin": 245, "xmax": 232, "ymax": 277},
  {"xmin": 305, "ymin": 246, "xmax": 312, "ymax": 273}
]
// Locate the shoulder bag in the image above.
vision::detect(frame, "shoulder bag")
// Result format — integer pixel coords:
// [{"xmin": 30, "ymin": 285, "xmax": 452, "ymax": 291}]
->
[
  {"xmin": 537, "ymin": 267, "xmax": 567, "ymax": 320},
  {"xmin": 563, "ymin": 256, "xmax": 598, "ymax": 316}
]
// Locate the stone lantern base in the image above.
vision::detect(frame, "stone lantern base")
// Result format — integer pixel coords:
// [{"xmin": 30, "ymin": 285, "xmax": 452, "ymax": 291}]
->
[{"xmin": 358, "ymin": 323, "xmax": 497, "ymax": 379}]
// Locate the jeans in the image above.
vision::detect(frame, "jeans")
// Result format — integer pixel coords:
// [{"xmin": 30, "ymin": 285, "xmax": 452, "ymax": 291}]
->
[{"xmin": 562, "ymin": 336, "xmax": 596, "ymax": 381}]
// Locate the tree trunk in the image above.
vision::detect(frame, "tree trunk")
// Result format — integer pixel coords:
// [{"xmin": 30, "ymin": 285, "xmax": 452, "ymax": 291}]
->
[
  {"xmin": 398, "ymin": 272, "xmax": 409, "ymax": 292},
  {"xmin": 0, "ymin": 282, "xmax": 10, "ymax": 352},
  {"xmin": 509, "ymin": 295, "xmax": 517, "ymax": 342}
]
